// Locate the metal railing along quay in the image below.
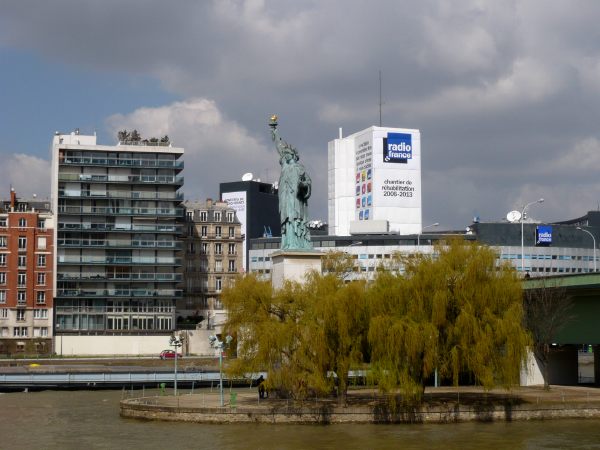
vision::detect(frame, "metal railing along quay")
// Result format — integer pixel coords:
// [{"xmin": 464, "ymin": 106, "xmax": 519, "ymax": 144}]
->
[{"xmin": 0, "ymin": 370, "xmax": 251, "ymax": 390}]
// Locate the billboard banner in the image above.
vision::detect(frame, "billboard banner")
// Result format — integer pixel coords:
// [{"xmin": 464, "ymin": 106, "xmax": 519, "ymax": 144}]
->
[
  {"xmin": 221, "ymin": 191, "xmax": 247, "ymax": 270},
  {"xmin": 536, "ymin": 225, "xmax": 552, "ymax": 246},
  {"xmin": 354, "ymin": 132, "xmax": 373, "ymax": 221}
]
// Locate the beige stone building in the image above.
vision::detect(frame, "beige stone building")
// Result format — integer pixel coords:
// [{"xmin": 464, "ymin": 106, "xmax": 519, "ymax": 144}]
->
[{"xmin": 180, "ymin": 199, "xmax": 243, "ymax": 332}]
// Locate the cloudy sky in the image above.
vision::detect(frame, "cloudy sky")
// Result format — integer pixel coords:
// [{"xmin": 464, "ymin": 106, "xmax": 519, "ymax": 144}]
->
[{"xmin": 1, "ymin": 0, "xmax": 600, "ymax": 229}]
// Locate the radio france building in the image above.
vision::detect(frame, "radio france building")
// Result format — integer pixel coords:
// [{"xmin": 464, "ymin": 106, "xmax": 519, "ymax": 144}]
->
[
  {"xmin": 248, "ymin": 210, "xmax": 600, "ymax": 279},
  {"xmin": 328, "ymin": 126, "xmax": 422, "ymax": 236}
]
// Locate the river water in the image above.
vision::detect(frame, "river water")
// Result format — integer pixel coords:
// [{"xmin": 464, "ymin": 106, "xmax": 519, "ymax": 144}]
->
[{"xmin": 2, "ymin": 389, "xmax": 600, "ymax": 449}]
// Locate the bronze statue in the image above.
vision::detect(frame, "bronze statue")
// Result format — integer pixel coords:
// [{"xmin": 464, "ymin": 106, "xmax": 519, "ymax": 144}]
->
[{"xmin": 269, "ymin": 115, "xmax": 312, "ymax": 250}]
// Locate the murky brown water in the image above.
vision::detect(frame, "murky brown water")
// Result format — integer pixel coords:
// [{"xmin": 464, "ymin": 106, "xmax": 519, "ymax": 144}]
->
[{"xmin": 1, "ymin": 389, "xmax": 600, "ymax": 449}]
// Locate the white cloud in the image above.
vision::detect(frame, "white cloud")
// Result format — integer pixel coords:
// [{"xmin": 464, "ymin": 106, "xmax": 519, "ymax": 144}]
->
[
  {"xmin": 106, "ymin": 98, "xmax": 276, "ymax": 201},
  {"xmin": 0, "ymin": 154, "xmax": 51, "ymax": 200}
]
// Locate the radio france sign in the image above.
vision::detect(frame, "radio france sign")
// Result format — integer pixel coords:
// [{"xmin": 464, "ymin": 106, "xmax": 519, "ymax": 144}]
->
[
  {"xmin": 536, "ymin": 225, "xmax": 552, "ymax": 246},
  {"xmin": 383, "ymin": 133, "xmax": 412, "ymax": 163}
]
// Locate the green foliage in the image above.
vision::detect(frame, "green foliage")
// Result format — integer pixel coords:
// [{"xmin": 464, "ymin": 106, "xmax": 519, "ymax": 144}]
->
[
  {"xmin": 223, "ymin": 241, "xmax": 529, "ymax": 404},
  {"xmin": 368, "ymin": 239, "xmax": 529, "ymax": 400}
]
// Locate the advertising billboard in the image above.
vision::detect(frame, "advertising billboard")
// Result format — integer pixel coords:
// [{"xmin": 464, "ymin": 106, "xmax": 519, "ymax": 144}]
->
[
  {"xmin": 221, "ymin": 191, "xmax": 247, "ymax": 270},
  {"xmin": 353, "ymin": 127, "xmax": 421, "ymax": 233}
]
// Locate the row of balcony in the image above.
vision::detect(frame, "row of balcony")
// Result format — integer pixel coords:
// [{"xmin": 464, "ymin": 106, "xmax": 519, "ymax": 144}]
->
[
  {"xmin": 60, "ymin": 156, "xmax": 183, "ymax": 169},
  {"xmin": 58, "ymin": 256, "xmax": 182, "ymax": 265},
  {"xmin": 58, "ymin": 206, "xmax": 183, "ymax": 217},
  {"xmin": 58, "ymin": 190, "xmax": 183, "ymax": 201},
  {"xmin": 57, "ymin": 272, "xmax": 182, "ymax": 282},
  {"xmin": 58, "ymin": 223, "xmax": 180, "ymax": 233},
  {"xmin": 56, "ymin": 289, "xmax": 182, "ymax": 298},
  {"xmin": 58, "ymin": 238, "xmax": 181, "ymax": 249},
  {"xmin": 58, "ymin": 174, "xmax": 184, "ymax": 185},
  {"xmin": 55, "ymin": 306, "xmax": 175, "ymax": 314}
]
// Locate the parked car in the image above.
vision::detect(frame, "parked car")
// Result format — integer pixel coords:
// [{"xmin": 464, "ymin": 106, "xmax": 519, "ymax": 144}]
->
[{"xmin": 159, "ymin": 349, "xmax": 182, "ymax": 360}]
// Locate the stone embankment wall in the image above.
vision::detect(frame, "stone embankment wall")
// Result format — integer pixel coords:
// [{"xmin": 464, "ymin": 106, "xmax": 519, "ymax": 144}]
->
[{"xmin": 120, "ymin": 399, "xmax": 600, "ymax": 424}]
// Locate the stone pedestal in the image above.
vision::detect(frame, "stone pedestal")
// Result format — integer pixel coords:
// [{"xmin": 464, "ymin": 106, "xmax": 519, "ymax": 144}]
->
[{"xmin": 271, "ymin": 250, "xmax": 322, "ymax": 289}]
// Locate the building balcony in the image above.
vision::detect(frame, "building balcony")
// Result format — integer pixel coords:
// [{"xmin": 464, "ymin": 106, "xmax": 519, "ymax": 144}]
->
[
  {"xmin": 58, "ymin": 238, "xmax": 182, "ymax": 250},
  {"xmin": 57, "ymin": 256, "xmax": 182, "ymax": 266},
  {"xmin": 57, "ymin": 174, "xmax": 184, "ymax": 186},
  {"xmin": 58, "ymin": 190, "xmax": 184, "ymax": 201},
  {"xmin": 58, "ymin": 223, "xmax": 181, "ymax": 233},
  {"xmin": 56, "ymin": 288, "xmax": 182, "ymax": 298},
  {"xmin": 57, "ymin": 206, "xmax": 183, "ymax": 217},
  {"xmin": 60, "ymin": 156, "xmax": 183, "ymax": 170},
  {"xmin": 55, "ymin": 305, "xmax": 176, "ymax": 314},
  {"xmin": 57, "ymin": 272, "xmax": 182, "ymax": 282}
]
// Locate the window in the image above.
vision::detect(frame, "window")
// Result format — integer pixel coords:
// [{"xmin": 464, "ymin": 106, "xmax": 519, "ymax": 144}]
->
[
  {"xmin": 0, "ymin": 273, "xmax": 5, "ymax": 284},
  {"xmin": 17, "ymin": 291, "xmax": 26, "ymax": 303},
  {"xmin": 37, "ymin": 255, "xmax": 46, "ymax": 267},
  {"xmin": 215, "ymin": 243, "xmax": 222, "ymax": 255},
  {"xmin": 17, "ymin": 273, "xmax": 26, "ymax": 286},
  {"xmin": 188, "ymin": 243, "xmax": 195, "ymax": 254},
  {"xmin": 37, "ymin": 273, "xmax": 46, "ymax": 285},
  {"xmin": 214, "ymin": 212, "xmax": 221, "ymax": 222},
  {"xmin": 16, "ymin": 309, "xmax": 26, "ymax": 321},
  {"xmin": 227, "ymin": 211, "xmax": 234, "ymax": 222},
  {"xmin": 0, "ymin": 308, "xmax": 6, "ymax": 318},
  {"xmin": 0, "ymin": 237, "xmax": 6, "ymax": 247},
  {"xmin": 215, "ymin": 226, "xmax": 222, "ymax": 238},
  {"xmin": 18, "ymin": 237, "xmax": 26, "ymax": 250},
  {"xmin": 228, "ymin": 260, "xmax": 236, "ymax": 272},
  {"xmin": 229, "ymin": 227, "xmax": 235, "ymax": 238},
  {"xmin": 200, "ymin": 211, "xmax": 207, "ymax": 222},
  {"xmin": 186, "ymin": 211, "xmax": 193, "ymax": 222},
  {"xmin": 0, "ymin": 291, "xmax": 5, "ymax": 303},
  {"xmin": 201, "ymin": 225, "xmax": 207, "ymax": 237},
  {"xmin": 201, "ymin": 243, "xmax": 209, "ymax": 254},
  {"xmin": 18, "ymin": 255, "xmax": 26, "ymax": 268},
  {"xmin": 0, "ymin": 218, "xmax": 6, "ymax": 227},
  {"xmin": 216, "ymin": 277, "xmax": 222, "ymax": 292},
  {"xmin": 33, "ymin": 327, "xmax": 48, "ymax": 337},
  {"xmin": 18, "ymin": 218, "xmax": 26, "ymax": 227},
  {"xmin": 36, "ymin": 291, "xmax": 46, "ymax": 304},
  {"xmin": 0, "ymin": 254, "xmax": 5, "ymax": 266},
  {"xmin": 13, "ymin": 327, "xmax": 27, "ymax": 337},
  {"xmin": 215, "ymin": 260, "xmax": 222, "ymax": 272},
  {"xmin": 228, "ymin": 243, "xmax": 236, "ymax": 255},
  {"xmin": 37, "ymin": 219, "xmax": 46, "ymax": 229},
  {"xmin": 37, "ymin": 237, "xmax": 46, "ymax": 250},
  {"xmin": 33, "ymin": 309, "xmax": 48, "ymax": 319}
]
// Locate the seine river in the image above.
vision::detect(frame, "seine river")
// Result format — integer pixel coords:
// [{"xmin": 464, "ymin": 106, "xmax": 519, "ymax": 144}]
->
[{"xmin": 2, "ymin": 389, "xmax": 600, "ymax": 449}]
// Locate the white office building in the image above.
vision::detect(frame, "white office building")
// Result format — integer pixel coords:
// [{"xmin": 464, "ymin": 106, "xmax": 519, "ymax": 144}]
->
[{"xmin": 328, "ymin": 126, "xmax": 422, "ymax": 236}]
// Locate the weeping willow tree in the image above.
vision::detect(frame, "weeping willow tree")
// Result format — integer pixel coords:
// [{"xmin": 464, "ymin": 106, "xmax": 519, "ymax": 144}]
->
[
  {"xmin": 368, "ymin": 239, "xmax": 530, "ymax": 401},
  {"xmin": 221, "ymin": 267, "xmax": 369, "ymax": 403}
]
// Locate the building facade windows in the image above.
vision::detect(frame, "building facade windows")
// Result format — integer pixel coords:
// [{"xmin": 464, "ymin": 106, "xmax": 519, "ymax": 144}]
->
[
  {"xmin": 228, "ymin": 243, "xmax": 236, "ymax": 255},
  {"xmin": 33, "ymin": 309, "xmax": 48, "ymax": 319},
  {"xmin": 16, "ymin": 310, "xmax": 25, "ymax": 321},
  {"xmin": 0, "ymin": 237, "xmax": 6, "ymax": 247},
  {"xmin": 18, "ymin": 237, "xmax": 26, "ymax": 250},
  {"xmin": 18, "ymin": 255, "xmax": 26, "ymax": 268},
  {"xmin": 0, "ymin": 291, "xmax": 5, "ymax": 303},
  {"xmin": 215, "ymin": 226, "xmax": 221, "ymax": 238},
  {"xmin": 0, "ymin": 254, "xmax": 5, "ymax": 266},
  {"xmin": 37, "ymin": 254, "xmax": 46, "ymax": 267},
  {"xmin": 18, "ymin": 218, "xmax": 26, "ymax": 227},
  {"xmin": 17, "ymin": 273, "xmax": 26, "ymax": 286},
  {"xmin": 214, "ymin": 212, "xmax": 221, "ymax": 222},
  {"xmin": 228, "ymin": 260, "xmax": 235, "ymax": 272},
  {"xmin": 37, "ymin": 273, "xmax": 46, "ymax": 285},
  {"xmin": 200, "ymin": 211, "xmax": 207, "ymax": 221},
  {"xmin": 17, "ymin": 291, "xmax": 26, "ymax": 303},
  {"xmin": 36, "ymin": 291, "xmax": 46, "ymax": 304},
  {"xmin": 0, "ymin": 308, "xmax": 7, "ymax": 319},
  {"xmin": 0, "ymin": 273, "xmax": 5, "ymax": 284},
  {"xmin": 201, "ymin": 225, "xmax": 207, "ymax": 237},
  {"xmin": 227, "ymin": 211, "xmax": 234, "ymax": 222}
]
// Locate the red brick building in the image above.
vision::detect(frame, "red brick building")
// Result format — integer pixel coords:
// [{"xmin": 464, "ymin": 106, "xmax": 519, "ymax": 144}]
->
[{"xmin": 0, "ymin": 190, "xmax": 54, "ymax": 355}]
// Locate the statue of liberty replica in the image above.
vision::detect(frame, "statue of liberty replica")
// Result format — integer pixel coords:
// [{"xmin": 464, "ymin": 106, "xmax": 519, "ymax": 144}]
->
[{"xmin": 269, "ymin": 115, "xmax": 313, "ymax": 250}]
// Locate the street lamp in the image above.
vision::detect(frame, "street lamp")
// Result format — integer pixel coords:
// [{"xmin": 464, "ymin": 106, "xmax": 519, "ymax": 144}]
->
[
  {"xmin": 577, "ymin": 227, "xmax": 597, "ymax": 272},
  {"xmin": 521, "ymin": 198, "xmax": 544, "ymax": 274},
  {"xmin": 417, "ymin": 223, "xmax": 439, "ymax": 251},
  {"xmin": 169, "ymin": 334, "xmax": 184, "ymax": 396},
  {"xmin": 209, "ymin": 334, "xmax": 233, "ymax": 407}
]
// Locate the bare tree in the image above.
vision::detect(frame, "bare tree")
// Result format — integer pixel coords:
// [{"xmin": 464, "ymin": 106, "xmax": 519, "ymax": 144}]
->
[{"xmin": 523, "ymin": 282, "xmax": 574, "ymax": 389}]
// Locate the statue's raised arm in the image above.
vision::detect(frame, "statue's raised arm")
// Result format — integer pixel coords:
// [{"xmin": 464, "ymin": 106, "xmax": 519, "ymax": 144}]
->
[{"xmin": 268, "ymin": 115, "xmax": 312, "ymax": 251}]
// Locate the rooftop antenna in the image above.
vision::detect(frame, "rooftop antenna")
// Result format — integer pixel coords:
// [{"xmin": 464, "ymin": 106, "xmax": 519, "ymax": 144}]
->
[{"xmin": 379, "ymin": 69, "xmax": 383, "ymax": 127}]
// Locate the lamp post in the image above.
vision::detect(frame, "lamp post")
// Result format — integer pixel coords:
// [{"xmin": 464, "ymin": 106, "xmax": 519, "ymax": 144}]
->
[
  {"xmin": 169, "ymin": 334, "xmax": 184, "ymax": 396},
  {"xmin": 577, "ymin": 227, "xmax": 597, "ymax": 272},
  {"xmin": 417, "ymin": 223, "xmax": 439, "ymax": 252},
  {"xmin": 520, "ymin": 199, "xmax": 544, "ymax": 274},
  {"xmin": 209, "ymin": 334, "xmax": 233, "ymax": 407}
]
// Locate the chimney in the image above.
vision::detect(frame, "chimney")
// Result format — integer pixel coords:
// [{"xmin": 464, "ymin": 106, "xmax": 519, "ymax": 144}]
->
[{"xmin": 10, "ymin": 188, "xmax": 16, "ymax": 211}]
